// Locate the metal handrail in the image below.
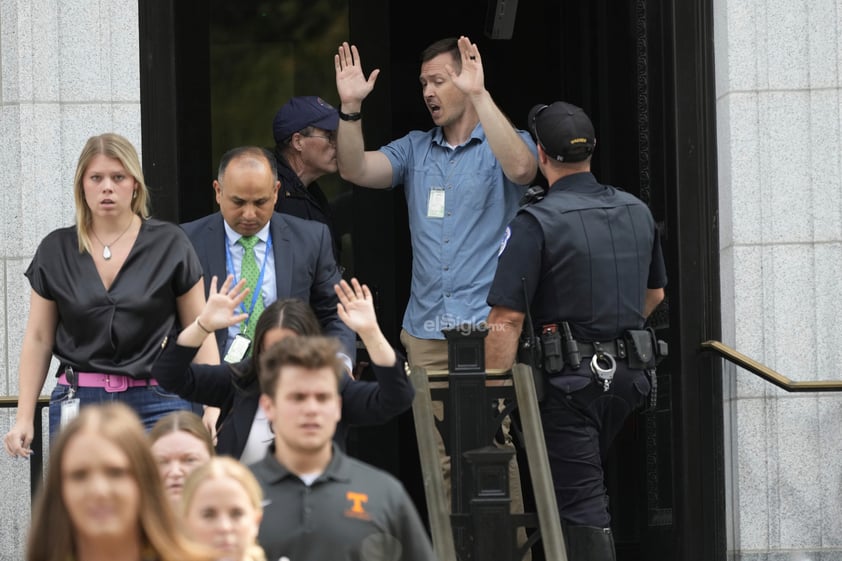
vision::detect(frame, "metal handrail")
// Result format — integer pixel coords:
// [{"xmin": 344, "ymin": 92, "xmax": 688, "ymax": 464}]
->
[
  {"xmin": 701, "ymin": 340, "xmax": 842, "ymax": 392},
  {"xmin": 412, "ymin": 364, "xmax": 566, "ymax": 561},
  {"xmin": 0, "ymin": 396, "xmax": 50, "ymax": 406},
  {"xmin": 0, "ymin": 396, "xmax": 51, "ymax": 500},
  {"xmin": 409, "ymin": 367, "xmax": 458, "ymax": 561},
  {"xmin": 511, "ymin": 364, "xmax": 567, "ymax": 560}
]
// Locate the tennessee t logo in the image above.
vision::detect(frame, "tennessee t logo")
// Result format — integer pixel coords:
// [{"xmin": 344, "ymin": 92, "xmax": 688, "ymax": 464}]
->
[{"xmin": 345, "ymin": 491, "xmax": 371, "ymax": 520}]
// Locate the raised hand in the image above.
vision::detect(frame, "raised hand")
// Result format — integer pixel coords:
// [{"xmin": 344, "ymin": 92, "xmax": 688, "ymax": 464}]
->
[
  {"xmin": 335, "ymin": 278, "xmax": 396, "ymax": 367},
  {"xmin": 448, "ymin": 35, "xmax": 486, "ymax": 98},
  {"xmin": 334, "ymin": 278, "xmax": 378, "ymax": 338},
  {"xmin": 198, "ymin": 275, "xmax": 250, "ymax": 333},
  {"xmin": 335, "ymin": 42, "xmax": 381, "ymax": 108}
]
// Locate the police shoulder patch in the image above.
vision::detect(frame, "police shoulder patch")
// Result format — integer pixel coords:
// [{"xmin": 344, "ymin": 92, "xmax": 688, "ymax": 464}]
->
[{"xmin": 498, "ymin": 226, "xmax": 512, "ymax": 257}]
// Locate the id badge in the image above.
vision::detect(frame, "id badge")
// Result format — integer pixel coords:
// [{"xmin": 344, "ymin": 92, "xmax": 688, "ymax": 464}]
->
[
  {"xmin": 427, "ymin": 188, "xmax": 446, "ymax": 218},
  {"xmin": 60, "ymin": 397, "xmax": 81, "ymax": 428},
  {"xmin": 224, "ymin": 334, "xmax": 252, "ymax": 363}
]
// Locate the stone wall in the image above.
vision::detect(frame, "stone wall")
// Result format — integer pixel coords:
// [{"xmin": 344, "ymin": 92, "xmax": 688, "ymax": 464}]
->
[
  {"xmin": 714, "ymin": 0, "xmax": 842, "ymax": 557},
  {"xmin": 0, "ymin": 1, "xmax": 141, "ymax": 558}
]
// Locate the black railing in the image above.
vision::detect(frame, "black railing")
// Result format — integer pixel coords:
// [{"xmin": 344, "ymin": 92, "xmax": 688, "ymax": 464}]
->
[
  {"xmin": 8, "ymin": 341, "xmax": 838, "ymax": 528},
  {"xmin": 410, "ymin": 327, "xmax": 567, "ymax": 561},
  {"xmin": 0, "ymin": 396, "xmax": 51, "ymax": 500}
]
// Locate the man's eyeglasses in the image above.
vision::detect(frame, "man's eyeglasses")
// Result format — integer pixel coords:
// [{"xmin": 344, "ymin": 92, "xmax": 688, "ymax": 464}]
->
[{"xmin": 300, "ymin": 132, "xmax": 336, "ymax": 144}]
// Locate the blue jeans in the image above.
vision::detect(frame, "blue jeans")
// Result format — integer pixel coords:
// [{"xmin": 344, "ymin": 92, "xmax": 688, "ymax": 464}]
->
[{"xmin": 49, "ymin": 382, "xmax": 197, "ymax": 439}]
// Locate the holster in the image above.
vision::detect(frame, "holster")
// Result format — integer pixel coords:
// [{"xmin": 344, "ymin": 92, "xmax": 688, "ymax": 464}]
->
[
  {"xmin": 624, "ymin": 327, "xmax": 668, "ymax": 369},
  {"xmin": 541, "ymin": 326, "xmax": 564, "ymax": 374},
  {"xmin": 623, "ymin": 328, "xmax": 667, "ymax": 411},
  {"xmin": 517, "ymin": 336, "xmax": 545, "ymax": 402}
]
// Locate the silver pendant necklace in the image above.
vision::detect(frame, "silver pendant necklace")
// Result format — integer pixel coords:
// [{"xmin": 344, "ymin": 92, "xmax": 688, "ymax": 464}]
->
[{"xmin": 92, "ymin": 216, "xmax": 135, "ymax": 260}]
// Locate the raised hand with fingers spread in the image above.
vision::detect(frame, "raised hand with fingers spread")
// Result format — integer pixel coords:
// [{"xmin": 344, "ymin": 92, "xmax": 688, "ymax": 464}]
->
[
  {"xmin": 177, "ymin": 275, "xmax": 250, "ymax": 348},
  {"xmin": 334, "ymin": 278, "xmax": 396, "ymax": 367},
  {"xmin": 448, "ymin": 35, "xmax": 486, "ymax": 98},
  {"xmin": 334, "ymin": 278, "xmax": 376, "ymax": 336},
  {"xmin": 334, "ymin": 42, "xmax": 380, "ymax": 112}
]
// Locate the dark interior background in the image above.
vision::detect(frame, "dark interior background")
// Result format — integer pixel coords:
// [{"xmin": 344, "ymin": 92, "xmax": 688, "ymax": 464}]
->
[{"xmin": 140, "ymin": 0, "xmax": 724, "ymax": 559}]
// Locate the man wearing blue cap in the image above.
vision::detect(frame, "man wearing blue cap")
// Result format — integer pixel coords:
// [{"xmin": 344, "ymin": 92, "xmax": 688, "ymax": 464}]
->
[{"xmin": 271, "ymin": 96, "xmax": 343, "ymax": 260}]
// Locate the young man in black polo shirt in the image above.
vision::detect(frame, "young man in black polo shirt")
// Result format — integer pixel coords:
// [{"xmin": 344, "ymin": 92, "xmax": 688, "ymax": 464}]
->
[{"xmin": 251, "ymin": 335, "xmax": 436, "ymax": 561}]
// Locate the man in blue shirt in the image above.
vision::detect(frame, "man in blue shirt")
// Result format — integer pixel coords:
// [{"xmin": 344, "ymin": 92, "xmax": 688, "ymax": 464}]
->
[{"xmin": 333, "ymin": 35, "xmax": 537, "ymax": 371}]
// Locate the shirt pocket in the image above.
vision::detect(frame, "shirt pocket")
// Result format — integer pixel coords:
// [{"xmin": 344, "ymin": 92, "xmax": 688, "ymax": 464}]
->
[{"xmin": 457, "ymin": 167, "xmax": 499, "ymax": 211}]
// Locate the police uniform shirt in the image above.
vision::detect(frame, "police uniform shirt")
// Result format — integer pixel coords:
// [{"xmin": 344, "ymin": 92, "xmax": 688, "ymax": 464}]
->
[
  {"xmin": 487, "ymin": 172, "xmax": 667, "ymax": 340},
  {"xmin": 251, "ymin": 444, "xmax": 437, "ymax": 561}
]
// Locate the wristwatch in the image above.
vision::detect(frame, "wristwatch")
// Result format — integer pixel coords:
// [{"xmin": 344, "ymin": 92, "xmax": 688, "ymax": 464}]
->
[{"xmin": 338, "ymin": 110, "xmax": 362, "ymax": 122}]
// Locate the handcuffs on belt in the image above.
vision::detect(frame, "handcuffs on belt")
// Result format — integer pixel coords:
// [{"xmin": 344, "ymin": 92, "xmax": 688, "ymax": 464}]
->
[
  {"xmin": 540, "ymin": 324, "xmax": 667, "ymax": 408},
  {"xmin": 541, "ymin": 325, "xmax": 619, "ymax": 392},
  {"xmin": 589, "ymin": 341, "xmax": 617, "ymax": 392}
]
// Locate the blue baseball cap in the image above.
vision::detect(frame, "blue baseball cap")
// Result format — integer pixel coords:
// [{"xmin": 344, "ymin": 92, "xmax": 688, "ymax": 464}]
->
[{"xmin": 272, "ymin": 96, "xmax": 339, "ymax": 144}]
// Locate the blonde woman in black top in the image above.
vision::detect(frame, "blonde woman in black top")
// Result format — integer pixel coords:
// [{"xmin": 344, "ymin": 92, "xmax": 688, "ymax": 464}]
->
[{"xmin": 4, "ymin": 133, "xmax": 219, "ymax": 457}]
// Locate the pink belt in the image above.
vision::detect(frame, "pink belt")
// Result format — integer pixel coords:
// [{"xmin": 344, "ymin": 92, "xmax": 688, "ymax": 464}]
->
[{"xmin": 58, "ymin": 372, "xmax": 158, "ymax": 393}]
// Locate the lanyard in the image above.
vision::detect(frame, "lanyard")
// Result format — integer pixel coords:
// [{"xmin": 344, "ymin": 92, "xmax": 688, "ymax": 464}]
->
[{"xmin": 225, "ymin": 233, "xmax": 273, "ymax": 326}]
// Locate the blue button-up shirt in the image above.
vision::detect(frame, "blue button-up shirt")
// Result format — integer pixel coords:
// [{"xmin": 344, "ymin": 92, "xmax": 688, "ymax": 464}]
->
[{"xmin": 380, "ymin": 123, "xmax": 536, "ymax": 339}]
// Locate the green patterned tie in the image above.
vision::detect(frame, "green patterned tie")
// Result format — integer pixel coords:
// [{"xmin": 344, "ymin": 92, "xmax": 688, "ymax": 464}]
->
[{"xmin": 238, "ymin": 235, "xmax": 265, "ymax": 342}]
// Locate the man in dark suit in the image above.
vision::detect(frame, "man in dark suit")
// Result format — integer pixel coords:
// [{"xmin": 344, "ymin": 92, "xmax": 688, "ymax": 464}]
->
[{"xmin": 181, "ymin": 146, "xmax": 355, "ymax": 364}]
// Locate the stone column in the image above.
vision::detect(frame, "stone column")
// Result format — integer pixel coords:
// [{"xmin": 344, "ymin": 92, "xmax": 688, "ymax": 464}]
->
[{"xmin": 0, "ymin": 1, "xmax": 142, "ymax": 557}]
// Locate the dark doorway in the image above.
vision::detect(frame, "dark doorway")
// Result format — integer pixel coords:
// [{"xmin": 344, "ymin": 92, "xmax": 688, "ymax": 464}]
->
[
  {"xmin": 140, "ymin": 0, "xmax": 724, "ymax": 559},
  {"xmin": 345, "ymin": 2, "xmax": 683, "ymax": 560}
]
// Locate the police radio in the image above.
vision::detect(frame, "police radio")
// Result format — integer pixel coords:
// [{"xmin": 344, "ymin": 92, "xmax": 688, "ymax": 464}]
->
[{"xmin": 519, "ymin": 185, "xmax": 546, "ymax": 206}]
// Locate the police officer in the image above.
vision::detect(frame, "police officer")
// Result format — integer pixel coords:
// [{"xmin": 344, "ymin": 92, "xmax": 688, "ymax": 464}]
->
[{"xmin": 484, "ymin": 101, "xmax": 667, "ymax": 561}]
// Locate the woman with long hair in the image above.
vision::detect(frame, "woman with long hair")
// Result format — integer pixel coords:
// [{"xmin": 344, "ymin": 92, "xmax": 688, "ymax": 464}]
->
[
  {"xmin": 26, "ymin": 402, "xmax": 213, "ymax": 561},
  {"xmin": 4, "ymin": 133, "xmax": 219, "ymax": 457}
]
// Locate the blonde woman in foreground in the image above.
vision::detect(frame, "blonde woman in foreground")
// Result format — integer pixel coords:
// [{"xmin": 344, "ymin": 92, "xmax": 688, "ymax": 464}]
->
[{"xmin": 181, "ymin": 456, "xmax": 266, "ymax": 561}]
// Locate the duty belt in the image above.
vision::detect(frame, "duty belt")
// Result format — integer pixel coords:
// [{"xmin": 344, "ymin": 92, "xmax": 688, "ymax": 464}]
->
[
  {"xmin": 540, "ymin": 323, "xmax": 623, "ymax": 391},
  {"xmin": 541, "ymin": 322, "xmax": 665, "ymax": 392},
  {"xmin": 526, "ymin": 322, "xmax": 666, "ymax": 397},
  {"xmin": 575, "ymin": 339, "xmax": 627, "ymax": 359}
]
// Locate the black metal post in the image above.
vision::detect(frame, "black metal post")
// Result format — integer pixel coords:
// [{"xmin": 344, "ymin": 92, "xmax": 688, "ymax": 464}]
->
[
  {"xmin": 465, "ymin": 446, "xmax": 516, "ymax": 560},
  {"xmin": 30, "ymin": 407, "xmax": 43, "ymax": 499},
  {"xmin": 445, "ymin": 325, "xmax": 490, "ymax": 518},
  {"xmin": 444, "ymin": 326, "xmax": 489, "ymax": 559}
]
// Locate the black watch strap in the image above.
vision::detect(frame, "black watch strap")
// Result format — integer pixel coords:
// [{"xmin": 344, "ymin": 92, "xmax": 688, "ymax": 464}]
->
[{"xmin": 338, "ymin": 110, "xmax": 362, "ymax": 122}]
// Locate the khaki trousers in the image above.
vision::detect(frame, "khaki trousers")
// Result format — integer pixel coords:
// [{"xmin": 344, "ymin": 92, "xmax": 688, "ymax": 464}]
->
[{"xmin": 400, "ymin": 330, "xmax": 526, "ymax": 519}]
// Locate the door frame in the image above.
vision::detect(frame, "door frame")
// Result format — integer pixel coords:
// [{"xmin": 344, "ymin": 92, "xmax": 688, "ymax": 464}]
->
[{"xmin": 138, "ymin": 1, "xmax": 725, "ymax": 559}]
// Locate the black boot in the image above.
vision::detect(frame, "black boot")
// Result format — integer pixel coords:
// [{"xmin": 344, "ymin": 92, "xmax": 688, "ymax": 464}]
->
[{"xmin": 564, "ymin": 525, "xmax": 616, "ymax": 561}]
